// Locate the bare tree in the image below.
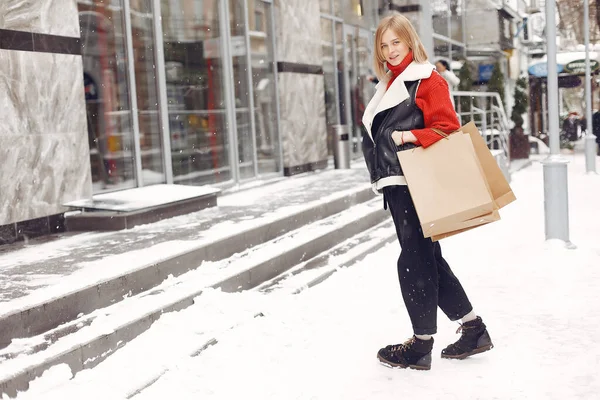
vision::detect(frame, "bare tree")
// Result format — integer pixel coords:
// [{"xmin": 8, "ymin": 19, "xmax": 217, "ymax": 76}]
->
[{"xmin": 557, "ymin": 0, "xmax": 600, "ymax": 46}]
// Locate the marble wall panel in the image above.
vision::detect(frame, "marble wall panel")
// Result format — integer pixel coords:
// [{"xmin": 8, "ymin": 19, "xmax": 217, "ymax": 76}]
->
[
  {"xmin": 278, "ymin": 73, "xmax": 327, "ymax": 168},
  {"xmin": 0, "ymin": 0, "xmax": 80, "ymax": 38},
  {"xmin": 275, "ymin": 0, "xmax": 322, "ymax": 65},
  {"xmin": 0, "ymin": 49, "xmax": 90, "ymax": 225},
  {"xmin": 0, "ymin": 132, "xmax": 92, "ymax": 224},
  {"xmin": 0, "ymin": 50, "xmax": 86, "ymax": 137}
]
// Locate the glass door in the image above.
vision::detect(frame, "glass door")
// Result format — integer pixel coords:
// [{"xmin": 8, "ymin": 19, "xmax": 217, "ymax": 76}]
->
[
  {"xmin": 130, "ymin": 0, "xmax": 166, "ymax": 185},
  {"xmin": 160, "ymin": 0, "xmax": 233, "ymax": 186},
  {"xmin": 341, "ymin": 26, "xmax": 374, "ymax": 157},
  {"xmin": 79, "ymin": 0, "xmax": 139, "ymax": 193},
  {"xmin": 248, "ymin": 0, "xmax": 281, "ymax": 175}
]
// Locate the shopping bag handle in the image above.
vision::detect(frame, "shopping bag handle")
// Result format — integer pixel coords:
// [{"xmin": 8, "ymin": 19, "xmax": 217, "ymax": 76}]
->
[{"xmin": 430, "ymin": 128, "xmax": 450, "ymax": 138}]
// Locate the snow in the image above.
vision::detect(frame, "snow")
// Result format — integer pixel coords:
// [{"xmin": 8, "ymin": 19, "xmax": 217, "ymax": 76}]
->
[
  {"xmin": 529, "ymin": 51, "xmax": 600, "ymax": 66},
  {"xmin": 6, "ymin": 154, "xmax": 600, "ymax": 400},
  {"xmin": 63, "ymin": 184, "xmax": 220, "ymax": 212},
  {"xmin": 0, "ymin": 232, "xmax": 113, "ymax": 270},
  {"xmin": 0, "ymin": 181, "xmax": 371, "ymax": 317}
]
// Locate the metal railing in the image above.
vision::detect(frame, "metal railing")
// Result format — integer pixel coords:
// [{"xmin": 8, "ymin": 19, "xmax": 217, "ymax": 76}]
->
[{"xmin": 452, "ymin": 91, "xmax": 512, "ymax": 179}]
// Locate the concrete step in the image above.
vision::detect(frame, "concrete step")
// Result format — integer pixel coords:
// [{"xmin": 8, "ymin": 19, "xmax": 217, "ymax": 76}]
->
[
  {"xmin": 0, "ymin": 185, "xmax": 375, "ymax": 351},
  {"xmin": 64, "ymin": 184, "xmax": 221, "ymax": 231},
  {"xmin": 0, "ymin": 196, "xmax": 391, "ymax": 397}
]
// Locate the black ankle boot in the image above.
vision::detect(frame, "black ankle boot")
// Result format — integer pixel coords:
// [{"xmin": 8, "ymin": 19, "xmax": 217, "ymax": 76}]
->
[
  {"xmin": 377, "ymin": 336, "xmax": 434, "ymax": 370},
  {"xmin": 441, "ymin": 316, "xmax": 493, "ymax": 360}
]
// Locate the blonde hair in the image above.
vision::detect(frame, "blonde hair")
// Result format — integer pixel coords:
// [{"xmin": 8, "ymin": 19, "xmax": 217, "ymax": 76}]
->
[{"xmin": 373, "ymin": 13, "xmax": 429, "ymax": 81}]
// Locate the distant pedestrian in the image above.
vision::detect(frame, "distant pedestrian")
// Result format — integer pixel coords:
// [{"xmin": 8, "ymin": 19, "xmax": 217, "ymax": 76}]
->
[
  {"xmin": 435, "ymin": 59, "xmax": 460, "ymax": 110},
  {"xmin": 361, "ymin": 12, "xmax": 493, "ymax": 371},
  {"xmin": 435, "ymin": 59, "xmax": 460, "ymax": 90},
  {"xmin": 593, "ymin": 110, "xmax": 600, "ymax": 155},
  {"xmin": 562, "ymin": 112, "xmax": 579, "ymax": 142},
  {"xmin": 579, "ymin": 116, "xmax": 587, "ymax": 136}
]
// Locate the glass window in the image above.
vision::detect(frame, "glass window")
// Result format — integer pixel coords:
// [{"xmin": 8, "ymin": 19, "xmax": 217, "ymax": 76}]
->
[
  {"xmin": 333, "ymin": 0, "xmax": 342, "ymax": 18},
  {"xmin": 161, "ymin": 0, "xmax": 233, "ymax": 185},
  {"xmin": 229, "ymin": 0, "xmax": 255, "ymax": 181},
  {"xmin": 321, "ymin": 18, "xmax": 338, "ymax": 129},
  {"xmin": 254, "ymin": 10, "xmax": 264, "ymax": 31},
  {"xmin": 250, "ymin": 1, "xmax": 281, "ymax": 175},
  {"xmin": 321, "ymin": 18, "xmax": 337, "ymax": 156},
  {"xmin": 450, "ymin": 0, "xmax": 465, "ymax": 43},
  {"xmin": 336, "ymin": 22, "xmax": 347, "ymax": 126},
  {"xmin": 78, "ymin": 0, "xmax": 136, "ymax": 193},
  {"xmin": 432, "ymin": 0, "xmax": 450, "ymax": 38},
  {"xmin": 320, "ymin": 0, "xmax": 331, "ymax": 14},
  {"xmin": 340, "ymin": 0, "xmax": 375, "ymax": 28},
  {"xmin": 356, "ymin": 33, "xmax": 374, "ymax": 126},
  {"xmin": 130, "ymin": 0, "xmax": 166, "ymax": 185},
  {"xmin": 434, "ymin": 38, "xmax": 451, "ymax": 62}
]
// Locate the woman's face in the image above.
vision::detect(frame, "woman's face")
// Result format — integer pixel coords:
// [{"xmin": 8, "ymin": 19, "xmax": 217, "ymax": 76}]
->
[{"xmin": 380, "ymin": 29, "xmax": 409, "ymax": 66}]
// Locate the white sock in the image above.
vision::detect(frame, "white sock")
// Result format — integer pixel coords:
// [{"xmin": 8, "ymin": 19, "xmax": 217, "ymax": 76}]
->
[
  {"xmin": 415, "ymin": 334, "xmax": 433, "ymax": 341},
  {"xmin": 461, "ymin": 310, "xmax": 477, "ymax": 324}
]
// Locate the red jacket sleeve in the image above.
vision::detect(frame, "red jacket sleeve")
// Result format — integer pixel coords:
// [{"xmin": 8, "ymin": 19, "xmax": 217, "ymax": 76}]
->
[{"xmin": 411, "ymin": 72, "xmax": 460, "ymax": 148}]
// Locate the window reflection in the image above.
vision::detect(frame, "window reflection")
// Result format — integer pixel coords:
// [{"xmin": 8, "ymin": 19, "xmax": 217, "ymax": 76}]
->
[
  {"xmin": 161, "ymin": 0, "xmax": 232, "ymax": 184},
  {"xmin": 229, "ymin": 0, "xmax": 255, "ymax": 180},
  {"xmin": 249, "ymin": 0, "xmax": 281, "ymax": 174},
  {"xmin": 321, "ymin": 18, "xmax": 338, "ymax": 155},
  {"xmin": 450, "ymin": 0, "xmax": 465, "ymax": 43},
  {"xmin": 336, "ymin": 23, "xmax": 347, "ymax": 126},
  {"xmin": 432, "ymin": 0, "xmax": 450, "ymax": 38},
  {"xmin": 79, "ymin": 0, "xmax": 136, "ymax": 192},
  {"xmin": 130, "ymin": 0, "xmax": 166, "ymax": 184}
]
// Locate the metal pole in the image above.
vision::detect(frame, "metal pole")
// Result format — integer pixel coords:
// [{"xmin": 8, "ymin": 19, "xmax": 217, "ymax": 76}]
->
[
  {"xmin": 152, "ymin": 0, "xmax": 174, "ymax": 183},
  {"xmin": 542, "ymin": 0, "xmax": 573, "ymax": 247},
  {"xmin": 584, "ymin": 0, "xmax": 598, "ymax": 173}
]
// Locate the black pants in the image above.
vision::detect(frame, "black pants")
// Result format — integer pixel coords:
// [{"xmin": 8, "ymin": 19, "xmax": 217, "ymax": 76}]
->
[{"xmin": 383, "ymin": 185, "xmax": 473, "ymax": 335}]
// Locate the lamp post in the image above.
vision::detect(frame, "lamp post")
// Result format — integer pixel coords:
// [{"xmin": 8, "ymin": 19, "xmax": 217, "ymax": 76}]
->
[
  {"xmin": 542, "ymin": 0, "xmax": 574, "ymax": 247},
  {"xmin": 584, "ymin": 0, "xmax": 598, "ymax": 174}
]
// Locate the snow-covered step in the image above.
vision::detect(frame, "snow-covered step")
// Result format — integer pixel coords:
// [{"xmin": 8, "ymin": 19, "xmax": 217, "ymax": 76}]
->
[
  {"xmin": 0, "ymin": 198, "xmax": 389, "ymax": 398},
  {"xmin": 0, "ymin": 185, "xmax": 374, "ymax": 359},
  {"xmin": 3, "ymin": 216, "xmax": 396, "ymax": 400},
  {"xmin": 257, "ymin": 219, "xmax": 396, "ymax": 294}
]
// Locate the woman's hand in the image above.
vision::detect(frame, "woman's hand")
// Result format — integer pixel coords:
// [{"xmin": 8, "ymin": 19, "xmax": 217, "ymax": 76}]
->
[{"xmin": 392, "ymin": 130, "xmax": 418, "ymax": 145}]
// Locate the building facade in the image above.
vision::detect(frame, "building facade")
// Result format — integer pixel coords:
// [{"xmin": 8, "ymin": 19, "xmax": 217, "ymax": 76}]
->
[{"xmin": 2, "ymin": 0, "xmax": 500, "ymax": 241}]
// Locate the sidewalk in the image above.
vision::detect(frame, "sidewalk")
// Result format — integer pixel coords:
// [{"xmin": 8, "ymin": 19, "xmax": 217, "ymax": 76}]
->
[
  {"xmin": 0, "ymin": 163, "xmax": 372, "ymax": 315},
  {"xmin": 11, "ymin": 155, "xmax": 600, "ymax": 400},
  {"xmin": 0, "ymin": 150, "xmax": 568, "ymax": 313},
  {"xmin": 1, "ymin": 149, "xmax": 594, "ymax": 314}
]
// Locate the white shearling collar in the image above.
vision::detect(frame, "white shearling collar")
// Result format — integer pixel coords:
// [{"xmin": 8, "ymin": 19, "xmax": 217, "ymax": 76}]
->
[{"xmin": 362, "ymin": 61, "xmax": 435, "ymax": 141}]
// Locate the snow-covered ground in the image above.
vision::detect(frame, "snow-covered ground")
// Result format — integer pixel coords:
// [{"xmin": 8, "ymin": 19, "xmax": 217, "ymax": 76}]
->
[{"xmin": 9, "ymin": 154, "xmax": 600, "ymax": 400}]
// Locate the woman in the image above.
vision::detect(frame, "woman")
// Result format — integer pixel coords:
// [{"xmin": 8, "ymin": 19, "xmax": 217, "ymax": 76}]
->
[
  {"xmin": 435, "ymin": 59, "xmax": 460, "ymax": 90},
  {"xmin": 361, "ymin": 13, "xmax": 493, "ymax": 371}
]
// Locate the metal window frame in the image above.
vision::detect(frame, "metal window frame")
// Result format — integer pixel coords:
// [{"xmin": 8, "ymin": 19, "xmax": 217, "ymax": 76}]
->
[
  {"xmin": 220, "ymin": 0, "xmax": 241, "ymax": 184},
  {"xmin": 141, "ymin": 0, "xmax": 285, "ymax": 188},
  {"xmin": 152, "ymin": 0, "xmax": 174, "ymax": 184},
  {"xmin": 242, "ymin": 0, "xmax": 260, "ymax": 179},
  {"xmin": 342, "ymin": 25, "xmax": 371, "ymax": 157},
  {"xmin": 266, "ymin": 0, "xmax": 285, "ymax": 173},
  {"xmin": 319, "ymin": 16, "xmax": 340, "ymax": 126},
  {"xmin": 332, "ymin": 20, "xmax": 341, "ymax": 126},
  {"xmin": 122, "ymin": 0, "xmax": 144, "ymax": 187},
  {"xmin": 342, "ymin": 25, "xmax": 354, "ymax": 134},
  {"xmin": 321, "ymin": 12, "xmax": 344, "ymax": 126}
]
